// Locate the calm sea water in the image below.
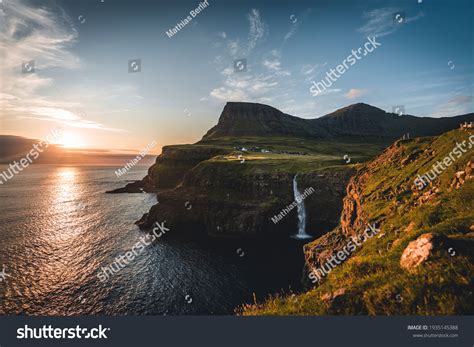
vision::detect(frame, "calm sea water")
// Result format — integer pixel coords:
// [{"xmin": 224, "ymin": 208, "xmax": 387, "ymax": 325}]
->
[{"xmin": 0, "ymin": 165, "xmax": 288, "ymax": 315}]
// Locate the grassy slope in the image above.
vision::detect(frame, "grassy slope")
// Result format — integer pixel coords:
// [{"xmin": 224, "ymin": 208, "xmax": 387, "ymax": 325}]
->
[
  {"xmin": 197, "ymin": 136, "xmax": 386, "ymax": 173},
  {"xmin": 242, "ymin": 130, "xmax": 474, "ymax": 315}
]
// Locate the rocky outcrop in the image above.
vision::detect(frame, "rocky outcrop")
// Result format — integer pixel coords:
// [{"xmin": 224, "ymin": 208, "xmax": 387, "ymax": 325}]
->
[
  {"xmin": 450, "ymin": 160, "xmax": 473, "ymax": 190},
  {"xmin": 339, "ymin": 143, "xmax": 405, "ymax": 237},
  {"xmin": 303, "ymin": 227, "xmax": 348, "ymax": 285},
  {"xmin": 399, "ymin": 233, "xmax": 447, "ymax": 270},
  {"xmin": 106, "ymin": 175, "xmax": 155, "ymax": 194}
]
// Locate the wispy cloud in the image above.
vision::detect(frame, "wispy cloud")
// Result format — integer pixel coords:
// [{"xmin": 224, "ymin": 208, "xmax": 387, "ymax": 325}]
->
[
  {"xmin": 209, "ymin": 9, "xmax": 280, "ymax": 103},
  {"xmin": 430, "ymin": 95, "xmax": 473, "ymax": 118},
  {"xmin": 283, "ymin": 9, "xmax": 311, "ymax": 42},
  {"xmin": 247, "ymin": 9, "xmax": 267, "ymax": 52},
  {"xmin": 0, "ymin": 0, "xmax": 123, "ymax": 132},
  {"xmin": 358, "ymin": 7, "xmax": 424, "ymax": 37},
  {"xmin": 300, "ymin": 63, "xmax": 327, "ymax": 82},
  {"xmin": 220, "ymin": 8, "xmax": 268, "ymax": 58},
  {"xmin": 210, "ymin": 88, "xmax": 249, "ymax": 102},
  {"xmin": 262, "ymin": 50, "xmax": 291, "ymax": 76}
]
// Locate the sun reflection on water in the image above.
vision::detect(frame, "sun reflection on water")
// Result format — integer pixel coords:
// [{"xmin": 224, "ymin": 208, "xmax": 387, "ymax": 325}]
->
[{"xmin": 53, "ymin": 167, "xmax": 78, "ymax": 208}]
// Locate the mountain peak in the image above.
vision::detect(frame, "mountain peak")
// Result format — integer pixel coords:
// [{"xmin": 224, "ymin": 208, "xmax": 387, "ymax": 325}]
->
[
  {"xmin": 220, "ymin": 102, "xmax": 285, "ymax": 119},
  {"xmin": 200, "ymin": 101, "xmax": 473, "ymax": 141},
  {"xmin": 321, "ymin": 103, "xmax": 386, "ymax": 120},
  {"xmin": 202, "ymin": 102, "xmax": 330, "ymax": 140}
]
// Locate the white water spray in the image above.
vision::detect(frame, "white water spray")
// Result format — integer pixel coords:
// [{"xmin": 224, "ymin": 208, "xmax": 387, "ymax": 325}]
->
[{"xmin": 290, "ymin": 175, "xmax": 312, "ymax": 240}]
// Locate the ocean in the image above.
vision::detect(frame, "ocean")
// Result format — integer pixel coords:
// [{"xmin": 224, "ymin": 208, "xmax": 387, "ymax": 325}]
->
[{"xmin": 0, "ymin": 165, "xmax": 303, "ymax": 315}]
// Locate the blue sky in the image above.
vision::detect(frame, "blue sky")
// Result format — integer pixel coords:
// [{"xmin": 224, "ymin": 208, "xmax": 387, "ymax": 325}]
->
[{"xmin": 0, "ymin": 0, "xmax": 472, "ymax": 152}]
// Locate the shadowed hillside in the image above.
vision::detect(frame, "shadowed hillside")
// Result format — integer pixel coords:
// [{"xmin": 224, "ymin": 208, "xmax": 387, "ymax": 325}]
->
[
  {"xmin": 242, "ymin": 128, "xmax": 473, "ymax": 315},
  {"xmin": 202, "ymin": 102, "xmax": 474, "ymax": 141}
]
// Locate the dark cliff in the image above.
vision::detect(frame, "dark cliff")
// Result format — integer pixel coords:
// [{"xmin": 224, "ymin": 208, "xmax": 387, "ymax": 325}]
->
[{"xmin": 202, "ymin": 102, "xmax": 473, "ymax": 141}]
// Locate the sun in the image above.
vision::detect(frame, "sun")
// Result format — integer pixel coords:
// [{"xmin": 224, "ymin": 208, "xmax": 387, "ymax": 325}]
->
[{"xmin": 56, "ymin": 131, "xmax": 85, "ymax": 148}]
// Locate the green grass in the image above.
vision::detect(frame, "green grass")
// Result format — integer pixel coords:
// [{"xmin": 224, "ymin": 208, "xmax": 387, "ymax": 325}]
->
[
  {"xmin": 242, "ymin": 130, "xmax": 474, "ymax": 315},
  {"xmin": 148, "ymin": 136, "xmax": 385, "ymax": 189},
  {"xmin": 199, "ymin": 136, "xmax": 385, "ymax": 173}
]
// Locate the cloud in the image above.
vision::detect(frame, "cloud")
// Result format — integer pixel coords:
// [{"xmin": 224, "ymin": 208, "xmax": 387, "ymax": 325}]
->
[
  {"xmin": 28, "ymin": 107, "xmax": 80, "ymax": 120},
  {"xmin": 358, "ymin": 7, "xmax": 424, "ymax": 37},
  {"xmin": 318, "ymin": 88, "xmax": 342, "ymax": 96},
  {"xmin": 263, "ymin": 59, "xmax": 281, "ymax": 71},
  {"xmin": 345, "ymin": 88, "xmax": 368, "ymax": 99},
  {"xmin": 0, "ymin": 0, "xmax": 122, "ymax": 132},
  {"xmin": 209, "ymin": 10, "xmax": 283, "ymax": 103},
  {"xmin": 430, "ymin": 95, "xmax": 473, "ymax": 118},
  {"xmin": 210, "ymin": 87, "xmax": 249, "ymax": 102},
  {"xmin": 218, "ymin": 8, "xmax": 268, "ymax": 58},
  {"xmin": 247, "ymin": 9, "xmax": 267, "ymax": 52},
  {"xmin": 208, "ymin": 9, "xmax": 321, "ymax": 113},
  {"xmin": 300, "ymin": 62, "xmax": 327, "ymax": 82},
  {"xmin": 210, "ymin": 69, "xmax": 281, "ymax": 102},
  {"xmin": 283, "ymin": 9, "xmax": 311, "ymax": 42},
  {"xmin": 261, "ymin": 50, "xmax": 290, "ymax": 76}
]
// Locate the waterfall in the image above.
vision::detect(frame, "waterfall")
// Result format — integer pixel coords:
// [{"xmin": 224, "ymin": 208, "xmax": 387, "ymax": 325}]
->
[{"xmin": 290, "ymin": 175, "xmax": 312, "ymax": 240}]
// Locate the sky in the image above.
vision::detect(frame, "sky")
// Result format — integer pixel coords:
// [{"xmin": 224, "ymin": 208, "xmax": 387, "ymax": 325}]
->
[{"xmin": 0, "ymin": 0, "xmax": 473, "ymax": 154}]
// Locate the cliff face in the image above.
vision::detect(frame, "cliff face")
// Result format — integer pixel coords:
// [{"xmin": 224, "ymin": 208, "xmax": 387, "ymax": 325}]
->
[
  {"xmin": 137, "ymin": 157, "xmax": 353, "ymax": 240},
  {"xmin": 245, "ymin": 128, "xmax": 474, "ymax": 315},
  {"xmin": 145, "ymin": 144, "xmax": 228, "ymax": 189}
]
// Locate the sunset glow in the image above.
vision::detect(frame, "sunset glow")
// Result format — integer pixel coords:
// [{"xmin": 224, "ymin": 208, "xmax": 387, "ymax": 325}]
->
[{"xmin": 56, "ymin": 132, "xmax": 85, "ymax": 149}]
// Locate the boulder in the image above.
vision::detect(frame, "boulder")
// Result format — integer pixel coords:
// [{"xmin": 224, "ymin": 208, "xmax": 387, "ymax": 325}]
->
[{"xmin": 400, "ymin": 233, "xmax": 447, "ymax": 270}]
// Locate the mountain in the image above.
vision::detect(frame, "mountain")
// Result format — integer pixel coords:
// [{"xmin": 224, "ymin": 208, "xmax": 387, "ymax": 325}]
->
[
  {"xmin": 202, "ymin": 102, "xmax": 474, "ymax": 141},
  {"xmin": 202, "ymin": 102, "xmax": 330, "ymax": 140},
  {"xmin": 315, "ymin": 103, "xmax": 473, "ymax": 138},
  {"xmin": 112, "ymin": 101, "xmax": 472, "ymax": 241}
]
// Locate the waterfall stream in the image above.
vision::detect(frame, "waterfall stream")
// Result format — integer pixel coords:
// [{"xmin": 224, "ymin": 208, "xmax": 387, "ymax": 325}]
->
[{"xmin": 290, "ymin": 175, "xmax": 312, "ymax": 240}]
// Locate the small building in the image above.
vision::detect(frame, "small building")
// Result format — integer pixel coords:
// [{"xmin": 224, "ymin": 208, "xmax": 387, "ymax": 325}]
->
[{"xmin": 460, "ymin": 122, "xmax": 473, "ymax": 130}]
